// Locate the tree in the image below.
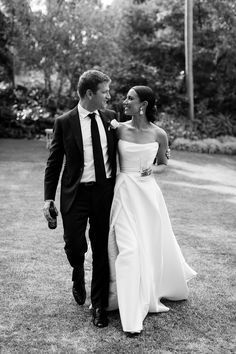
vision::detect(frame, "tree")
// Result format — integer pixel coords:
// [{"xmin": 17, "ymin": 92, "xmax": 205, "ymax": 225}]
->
[
  {"xmin": 193, "ymin": 0, "xmax": 236, "ymax": 112},
  {"xmin": 27, "ymin": 0, "xmax": 120, "ymax": 95},
  {"xmin": 0, "ymin": 10, "xmax": 14, "ymax": 85},
  {"xmin": 0, "ymin": 0, "xmax": 33, "ymax": 86},
  {"xmin": 5, "ymin": 0, "xmax": 235, "ymax": 134},
  {"xmin": 109, "ymin": 0, "xmax": 236, "ymax": 128}
]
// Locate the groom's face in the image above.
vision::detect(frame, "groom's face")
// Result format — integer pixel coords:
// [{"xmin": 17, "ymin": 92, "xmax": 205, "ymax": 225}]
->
[{"xmin": 91, "ymin": 82, "xmax": 111, "ymax": 110}]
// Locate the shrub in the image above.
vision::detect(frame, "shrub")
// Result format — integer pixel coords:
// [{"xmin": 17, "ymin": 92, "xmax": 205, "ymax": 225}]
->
[
  {"xmin": 222, "ymin": 142, "xmax": 236, "ymax": 155},
  {"xmin": 155, "ymin": 113, "xmax": 198, "ymax": 145},
  {"xmin": 189, "ymin": 140, "xmax": 209, "ymax": 153},
  {"xmin": 217, "ymin": 135, "xmax": 236, "ymax": 143},
  {"xmin": 194, "ymin": 101, "xmax": 235, "ymax": 138},
  {"xmin": 171, "ymin": 137, "xmax": 236, "ymax": 155}
]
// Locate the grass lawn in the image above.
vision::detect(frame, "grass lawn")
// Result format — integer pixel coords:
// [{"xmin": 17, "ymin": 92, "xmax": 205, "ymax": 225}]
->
[{"xmin": 0, "ymin": 138, "xmax": 235, "ymax": 353}]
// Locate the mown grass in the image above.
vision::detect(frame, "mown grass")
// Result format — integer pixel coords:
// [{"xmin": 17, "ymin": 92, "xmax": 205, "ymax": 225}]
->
[{"xmin": 0, "ymin": 138, "xmax": 235, "ymax": 353}]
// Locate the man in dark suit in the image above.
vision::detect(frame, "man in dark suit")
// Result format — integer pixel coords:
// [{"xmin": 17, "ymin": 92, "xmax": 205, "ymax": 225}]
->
[{"xmin": 43, "ymin": 70, "xmax": 117, "ymax": 328}]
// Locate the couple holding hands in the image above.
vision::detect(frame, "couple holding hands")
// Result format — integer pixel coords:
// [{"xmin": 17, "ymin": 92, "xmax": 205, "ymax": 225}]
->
[{"xmin": 43, "ymin": 69, "xmax": 196, "ymax": 336}]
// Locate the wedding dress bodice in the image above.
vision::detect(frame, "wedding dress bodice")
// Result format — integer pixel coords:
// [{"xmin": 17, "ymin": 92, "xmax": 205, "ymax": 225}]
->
[{"xmin": 118, "ymin": 140, "xmax": 158, "ymax": 174}]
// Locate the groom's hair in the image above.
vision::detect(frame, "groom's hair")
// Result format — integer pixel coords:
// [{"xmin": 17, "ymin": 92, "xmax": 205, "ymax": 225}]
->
[{"xmin": 77, "ymin": 70, "xmax": 111, "ymax": 98}]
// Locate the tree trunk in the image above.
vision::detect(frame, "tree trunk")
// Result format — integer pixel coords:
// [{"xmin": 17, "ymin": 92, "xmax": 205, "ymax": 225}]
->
[
  {"xmin": 10, "ymin": 7, "xmax": 15, "ymax": 88},
  {"xmin": 185, "ymin": 0, "xmax": 194, "ymax": 121},
  {"xmin": 44, "ymin": 68, "xmax": 51, "ymax": 93},
  {"xmin": 57, "ymin": 72, "xmax": 65, "ymax": 97}
]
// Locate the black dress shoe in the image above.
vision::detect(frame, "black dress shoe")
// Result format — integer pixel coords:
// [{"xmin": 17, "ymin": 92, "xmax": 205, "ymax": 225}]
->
[
  {"xmin": 126, "ymin": 331, "xmax": 141, "ymax": 338},
  {"xmin": 72, "ymin": 280, "xmax": 86, "ymax": 305},
  {"xmin": 92, "ymin": 308, "xmax": 108, "ymax": 328}
]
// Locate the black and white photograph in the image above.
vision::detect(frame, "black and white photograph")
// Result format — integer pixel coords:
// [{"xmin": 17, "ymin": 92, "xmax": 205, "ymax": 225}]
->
[{"xmin": 0, "ymin": 0, "xmax": 235, "ymax": 352}]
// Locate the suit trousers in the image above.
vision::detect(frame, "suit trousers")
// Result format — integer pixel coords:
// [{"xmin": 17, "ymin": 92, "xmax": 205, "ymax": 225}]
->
[{"xmin": 62, "ymin": 179, "xmax": 114, "ymax": 308}]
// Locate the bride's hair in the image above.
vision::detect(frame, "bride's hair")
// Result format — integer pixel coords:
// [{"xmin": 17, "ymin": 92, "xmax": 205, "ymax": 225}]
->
[{"xmin": 132, "ymin": 86, "xmax": 157, "ymax": 122}]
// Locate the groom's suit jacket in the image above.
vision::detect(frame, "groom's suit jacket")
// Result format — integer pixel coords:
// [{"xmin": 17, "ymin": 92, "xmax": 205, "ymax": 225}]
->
[{"xmin": 44, "ymin": 106, "xmax": 117, "ymax": 214}]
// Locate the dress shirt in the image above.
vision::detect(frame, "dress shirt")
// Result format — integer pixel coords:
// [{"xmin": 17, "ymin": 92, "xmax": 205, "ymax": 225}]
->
[{"xmin": 77, "ymin": 103, "xmax": 111, "ymax": 182}]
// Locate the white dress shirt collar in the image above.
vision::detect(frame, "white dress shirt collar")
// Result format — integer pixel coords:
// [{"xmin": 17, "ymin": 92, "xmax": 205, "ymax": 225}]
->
[{"xmin": 78, "ymin": 103, "xmax": 99, "ymax": 119}]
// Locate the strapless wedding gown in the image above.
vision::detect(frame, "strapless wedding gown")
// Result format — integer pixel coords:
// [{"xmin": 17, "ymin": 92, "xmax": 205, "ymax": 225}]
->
[{"xmin": 107, "ymin": 140, "xmax": 196, "ymax": 333}]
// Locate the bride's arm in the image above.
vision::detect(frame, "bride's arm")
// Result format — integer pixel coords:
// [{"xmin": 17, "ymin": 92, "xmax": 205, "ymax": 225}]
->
[
  {"xmin": 152, "ymin": 128, "xmax": 168, "ymax": 174},
  {"xmin": 115, "ymin": 124, "xmax": 125, "ymax": 175}
]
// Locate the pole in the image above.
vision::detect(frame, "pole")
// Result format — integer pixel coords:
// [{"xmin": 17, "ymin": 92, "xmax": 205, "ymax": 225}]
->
[{"xmin": 185, "ymin": 0, "xmax": 194, "ymax": 121}]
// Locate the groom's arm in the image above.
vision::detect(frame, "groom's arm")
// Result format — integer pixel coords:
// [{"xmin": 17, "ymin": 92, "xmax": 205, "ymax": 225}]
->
[
  {"xmin": 43, "ymin": 117, "xmax": 64, "ymax": 222},
  {"xmin": 44, "ymin": 117, "xmax": 64, "ymax": 201}
]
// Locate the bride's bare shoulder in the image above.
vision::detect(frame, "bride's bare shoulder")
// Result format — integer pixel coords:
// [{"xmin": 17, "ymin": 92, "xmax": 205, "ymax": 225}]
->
[
  {"xmin": 151, "ymin": 123, "xmax": 167, "ymax": 138},
  {"xmin": 120, "ymin": 120, "xmax": 132, "ymax": 127},
  {"xmin": 150, "ymin": 123, "xmax": 168, "ymax": 146},
  {"xmin": 118, "ymin": 120, "xmax": 132, "ymax": 131}
]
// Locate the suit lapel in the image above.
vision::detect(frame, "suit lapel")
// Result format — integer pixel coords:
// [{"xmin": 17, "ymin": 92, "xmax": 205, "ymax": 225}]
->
[
  {"xmin": 69, "ymin": 108, "xmax": 115, "ymax": 166},
  {"xmin": 69, "ymin": 107, "xmax": 84, "ymax": 160}
]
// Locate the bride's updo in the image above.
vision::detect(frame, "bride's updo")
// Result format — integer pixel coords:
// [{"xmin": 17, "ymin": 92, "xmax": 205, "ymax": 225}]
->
[{"xmin": 132, "ymin": 86, "xmax": 157, "ymax": 122}]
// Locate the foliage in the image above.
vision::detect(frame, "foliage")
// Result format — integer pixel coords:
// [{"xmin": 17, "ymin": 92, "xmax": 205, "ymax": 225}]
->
[
  {"xmin": 23, "ymin": 0, "xmax": 121, "ymax": 94},
  {"xmin": 154, "ymin": 112, "xmax": 196, "ymax": 145},
  {"xmin": 0, "ymin": 11, "xmax": 14, "ymax": 84},
  {"xmin": 194, "ymin": 103, "xmax": 235, "ymax": 138},
  {"xmin": 171, "ymin": 136, "xmax": 236, "ymax": 155},
  {"xmin": 0, "ymin": 85, "xmax": 58, "ymax": 138},
  {"xmin": 0, "ymin": 0, "xmax": 33, "ymax": 77},
  {"xmin": 0, "ymin": 0, "xmax": 236, "ymax": 140},
  {"xmin": 112, "ymin": 0, "xmax": 236, "ymax": 132},
  {"xmin": 192, "ymin": 0, "xmax": 236, "ymax": 121},
  {"xmin": 155, "ymin": 109, "xmax": 235, "ymax": 148}
]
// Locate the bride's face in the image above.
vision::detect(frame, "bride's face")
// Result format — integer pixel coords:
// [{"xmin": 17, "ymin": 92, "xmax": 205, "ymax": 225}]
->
[{"xmin": 123, "ymin": 89, "xmax": 142, "ymax": 116}]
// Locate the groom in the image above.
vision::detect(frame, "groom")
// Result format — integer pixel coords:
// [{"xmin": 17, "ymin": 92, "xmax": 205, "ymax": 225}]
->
[{"xmin": 43, "ymin": 70, "xmax": 117, "ymax": 327}]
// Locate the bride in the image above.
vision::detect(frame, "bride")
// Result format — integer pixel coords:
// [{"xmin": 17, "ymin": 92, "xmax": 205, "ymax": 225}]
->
[{"xmin": 107, "ymin": 86, "xmax": 196, "ymax": 336}]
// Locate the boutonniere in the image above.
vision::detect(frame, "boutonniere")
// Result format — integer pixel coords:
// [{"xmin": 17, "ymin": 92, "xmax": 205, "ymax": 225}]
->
[{"xmin": 107, "ymin": 119, "xmax": 120, "ymax": 131}]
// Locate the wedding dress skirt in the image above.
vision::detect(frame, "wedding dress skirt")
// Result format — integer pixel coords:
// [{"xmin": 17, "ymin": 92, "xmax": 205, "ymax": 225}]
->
[{"xmin": 107, "ymin": 140, "xmax": 196, "ymax": 333}]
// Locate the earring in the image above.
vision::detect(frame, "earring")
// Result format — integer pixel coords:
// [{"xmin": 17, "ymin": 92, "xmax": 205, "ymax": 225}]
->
[{"xmin": 140, "ymin": 108, "xmax": 144, "ymax": 115}]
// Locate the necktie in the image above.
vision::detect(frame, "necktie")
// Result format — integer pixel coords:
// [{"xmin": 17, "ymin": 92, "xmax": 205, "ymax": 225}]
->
[{"xmin": 88, "ymin": 113, "xmax": 107, "ymax": 183}]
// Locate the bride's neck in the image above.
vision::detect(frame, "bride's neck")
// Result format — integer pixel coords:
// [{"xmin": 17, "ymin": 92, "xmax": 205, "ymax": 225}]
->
[{"xmin": 131, "ymin": 115, "xmax": 149, "ymax": 130}]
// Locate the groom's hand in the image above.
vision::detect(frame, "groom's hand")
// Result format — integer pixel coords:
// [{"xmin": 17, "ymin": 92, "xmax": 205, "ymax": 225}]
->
[{"xmin": 43, "ymin": 200, "xmax": 58, "ymax": 222}]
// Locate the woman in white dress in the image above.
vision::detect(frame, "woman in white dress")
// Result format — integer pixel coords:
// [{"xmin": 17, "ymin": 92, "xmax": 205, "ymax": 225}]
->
[{"xmin": 107, "ymin": 86, "xmax": 196, "ymax": 336}]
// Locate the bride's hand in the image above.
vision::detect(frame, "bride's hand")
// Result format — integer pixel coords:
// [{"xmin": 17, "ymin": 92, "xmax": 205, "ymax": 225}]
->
[
  {"xmin": 165, "ymin": 148, "xmax": 171, "ymax": 159},
  {"xmin": 140, "ymin": 167, "xmax": 152, "ymax": 177}
]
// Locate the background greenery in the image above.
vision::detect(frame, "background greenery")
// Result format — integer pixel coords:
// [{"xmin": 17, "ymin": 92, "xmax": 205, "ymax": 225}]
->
[{"xmin": 0, "ymin": 0, "xmax": 236, "ymax": 144}]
